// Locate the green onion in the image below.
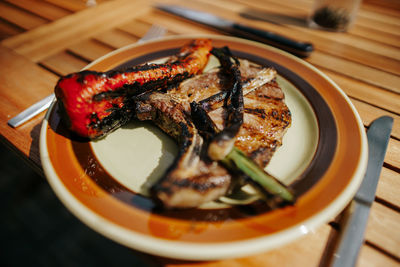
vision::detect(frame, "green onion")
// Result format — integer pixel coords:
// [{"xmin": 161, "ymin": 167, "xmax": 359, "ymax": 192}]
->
[{"xmin": 221, "ymin": 147, "xmax": 295, "ymax": 203}]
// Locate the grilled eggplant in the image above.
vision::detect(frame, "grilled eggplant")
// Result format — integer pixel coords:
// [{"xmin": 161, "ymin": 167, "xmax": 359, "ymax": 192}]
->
[{"xmin": 55, "ymin": 39, "xmax": 212, "ymax": 139}]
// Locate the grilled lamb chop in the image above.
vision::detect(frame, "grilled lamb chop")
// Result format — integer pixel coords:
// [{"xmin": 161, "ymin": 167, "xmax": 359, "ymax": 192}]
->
[
  {"xmin": 135, "ymin": 92, "xmax": 231, "ymax": 208},
  {"xmin": 135, "ymin": 47, "xmax": 246, "ymax": 208},
  {"xmin": 55, "ymin": 39, "xmax": 212, "ymax": 139}
]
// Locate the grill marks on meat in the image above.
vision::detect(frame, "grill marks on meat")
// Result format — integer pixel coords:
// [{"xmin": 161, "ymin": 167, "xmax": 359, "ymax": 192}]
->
[
  {"xmin": 55, "ymin": 39, "xmax": 212, "ymax": 139},
  {"xmin": 209, "ymin": 79, "xmax": 291, "ymax": 168},
  {"xmin": 145, "ymin": 59, "xmax": 290, "ymax": 208},
  {"xmin": 135, "ymin": 92, "xmax": 231, "ymax": 208},
  {"xmin": 168, "ymin": 58, "xmax": 289, "ymax": 169},
  {"xmin": 167, "ymin": 60, "xmax": 276, "ymax": 112}
]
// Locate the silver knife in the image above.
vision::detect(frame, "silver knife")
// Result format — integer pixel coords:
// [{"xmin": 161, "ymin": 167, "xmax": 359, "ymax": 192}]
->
[
  {"xmin": 156, "ymin": 5, "xmax": 313, "ymax": 57},
  {"xmin": 331, "ymin": 116, "xmax": 393, "ymax": 267}
]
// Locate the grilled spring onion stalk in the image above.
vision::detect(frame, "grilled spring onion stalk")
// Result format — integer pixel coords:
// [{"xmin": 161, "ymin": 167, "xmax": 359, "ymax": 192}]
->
[
  {"xmin": 222, "ymin": 147, "xmax": 295, "ymax": 204},
  {"xmin": 191, "ymin": 46, "xmax": 295, "ymax": 207}
]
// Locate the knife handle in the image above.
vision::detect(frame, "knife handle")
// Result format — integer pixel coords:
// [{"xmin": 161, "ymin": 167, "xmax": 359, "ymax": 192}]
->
[{"xmin": 231, "ymin": 23, "xmax": 314, "ymax": 57}]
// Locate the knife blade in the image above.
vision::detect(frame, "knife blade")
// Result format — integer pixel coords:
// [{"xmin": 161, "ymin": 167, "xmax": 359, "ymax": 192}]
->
[
  {"xmin": 156, "ymin": 5, "xmax": 313, "ymax": 57},
  {"xmin": 331, "ymin": 116, "xmax": 393, "ymax": 267}
]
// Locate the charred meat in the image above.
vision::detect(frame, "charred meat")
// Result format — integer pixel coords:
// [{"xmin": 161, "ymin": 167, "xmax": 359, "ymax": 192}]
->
[
  {"xmin": 135, "ymin": 92, "xmax": 231, "ymax": 208},
  {"xmin": 135, "ymin": 47, "xmax": 293, "ymax": 208},
  {"xmin": 168, "ymin": 56, "xmax": 289, "ymax": 169},
  {"xmin": 155, "ymin": 56, "xmax": 292, "ymax": 208}
]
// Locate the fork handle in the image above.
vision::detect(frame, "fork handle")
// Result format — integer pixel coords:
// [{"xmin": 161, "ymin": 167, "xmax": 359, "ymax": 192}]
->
[{"xmin": 8, "ymin": 93, "xmax": 55, "ymax": 127}]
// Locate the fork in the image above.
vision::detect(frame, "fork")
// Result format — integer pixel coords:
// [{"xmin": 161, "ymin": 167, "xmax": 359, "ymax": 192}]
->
[{"xmin": 8, "ymin": 25, "xmax": 167, "ymax": 128}]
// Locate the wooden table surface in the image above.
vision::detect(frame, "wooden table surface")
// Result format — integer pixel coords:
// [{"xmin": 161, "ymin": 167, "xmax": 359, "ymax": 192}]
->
[{"xmin": 0, "ymin": 0, "xmax": 399, "ymax": 266}]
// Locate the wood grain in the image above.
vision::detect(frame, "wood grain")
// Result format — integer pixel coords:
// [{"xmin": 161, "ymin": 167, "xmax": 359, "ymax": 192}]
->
[
  {"xmin": 40, "ymin": 51, "xmax": 88, "ymax": 76},
  {"xmin": 376, "ymin": 167, "xmax": 400, "ymax": 209},
  {"xmin": 357, "ymin": 244, "xmax": 400, "ymax": 267},
  {"xmin": 366, "ymin": 202, "xmax": 400, "ymax": 257},
  {"xmin": 0, "ymin": 1, "xmax": 48, "ymax": 30},
  {"xmin": 1, "ymin": 0, "xmax": 151, "ymax": 62},
  {"xmin": 93, "ymin": 28, "xmax": 139, "ymax": 49},
  {"xmin": 5, "ymin": 0, "xmax": 71, "ymax": 21},
  {"xmin": 0, "ymin": 45, "xmax": 58, "ymax": 167},
  {"xmin": 67, "ymin": 39, "xmax": 113, "ymax": 62},
  {"xmin": 321, "ymin": 68, "xmax": 400, "ymax": 115}
]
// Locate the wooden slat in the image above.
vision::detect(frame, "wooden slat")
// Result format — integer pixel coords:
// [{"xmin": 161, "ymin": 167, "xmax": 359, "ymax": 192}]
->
[
  {"xmin": 363, "ymin": 0, "xmax": 400, "ymax": 11},
  {"xmin": 362, "ymin": 3, "xmax": 400, "ymax": 18},
  {"xmin": 1, "ymin": 0, "xmax": 151, "ymax": 62},
  {"xmin": 40, "ymin": 51, "xmax": 89, "ymax": 76},
  {"xmin": 0, "ymin": 45, "xmax": 58, "ymax": 168},
  {"xmin": 44, "ymin": 0, "xmax": 100, "ymax": 12},
  {"xmin": 386, "ymin": 139, "xmax": 400, "ymax": 169},
  {"xmin": 0, "ymin": 1, "xmax": 48, "ymax": 30},
  {"xmin": 349, "ymin": 99, "xmax": 400, "ymax": 140},
  {"xmin": 355, "ymin": 16, "xmax": 400, "ymax": 37},
  {"xmin": 307, "ymin": 51, "xmax": 400, "ymax": 94},
  {"xmin": 376, "ymin": 167, "xmax": 400, "ymax": 209},
  {"xmin": 357, "ymin": 244, "xmax": 400, "ymax": 267},
  {"xmin": 67, "ymin": 39, "xmax": 113, "ymax": 62},
  {"xmin": 366, "ymin": 202, "xmax": 400, "ymax": 258},
  {"xmin": 117, "ymin": 20, "xmax": 154, "ymax": 38},
  {"xmin": 350, "ymin": 25, "xmax": 400, "ymax": 48},
  {"xmin": 357, "ymin": 9, "xmax": 400, "ymax": 28},
  {"xmin": 0, "ymin": 18, "xmax": 23, "ymax": 40},
  {"xmin": 93, "ymin": 28, "xmax": 139, "ymax": 49},
  {"xmin": 5, "ymin": 0, "xmax": 71, "ymax": 21},
  {"xmin": 321, "ymin": 68, "xmax": 400, "ymax": 115}
]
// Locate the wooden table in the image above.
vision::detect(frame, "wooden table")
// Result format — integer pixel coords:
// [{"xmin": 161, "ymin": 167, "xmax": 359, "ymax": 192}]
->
[{"xmin": 0, "ymin": 0, "xmax": 399, "ymax": 266}]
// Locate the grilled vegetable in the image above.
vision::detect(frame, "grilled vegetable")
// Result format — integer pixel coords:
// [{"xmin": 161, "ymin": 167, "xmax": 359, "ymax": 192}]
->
[{"xmin": 55, "ymin": 39, "xmax": 212, "ymax": 139}]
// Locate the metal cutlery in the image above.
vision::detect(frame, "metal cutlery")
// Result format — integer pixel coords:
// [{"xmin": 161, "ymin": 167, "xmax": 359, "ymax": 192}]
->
[
  {"xmin": 156, "ymin": 4, "xmax": 314, "ymax": 57},
  {"xmin": 7, "ymin": 25, "xmax": 167, "ymax": 128},
  {"xmin": 330, "ymin": 116, "xmax": 393, "ymax": 267}
]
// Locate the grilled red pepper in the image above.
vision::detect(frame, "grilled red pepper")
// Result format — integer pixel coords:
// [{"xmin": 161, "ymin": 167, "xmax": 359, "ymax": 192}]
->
[{"xmin": 55, "ymin": 39, "xmax": 212, "ymax": 139}]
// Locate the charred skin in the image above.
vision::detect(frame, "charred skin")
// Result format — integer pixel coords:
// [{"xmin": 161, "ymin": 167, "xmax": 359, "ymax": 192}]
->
[
  {"xmin": 135, "ymin": 92, "xmax": 231, "ymax": 209},
  {"xmin": 206, "ymin": 47, "xmax": 244, "ymax": 161},
  {"xmin": 55, "ymin": 39, "xmax": 212, "ymax": 139}
]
